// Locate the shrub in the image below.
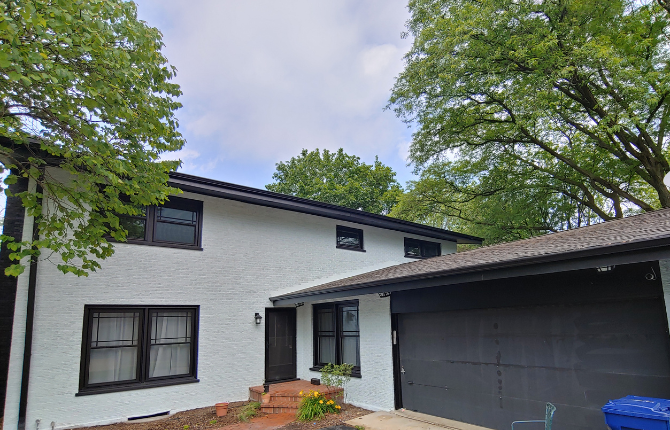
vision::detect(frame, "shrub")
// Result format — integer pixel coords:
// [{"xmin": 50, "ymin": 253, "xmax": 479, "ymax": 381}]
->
[
  {"xmin": 238, "ymin": 402, "xmax": 260, "ymax": 422},
  {"xmin": 321, "ymin": 363, "xmax": 354, "ymax": 401},
  {"xmin": 297, "ymin": 390, "xmax": 341, "ymax": 421}
]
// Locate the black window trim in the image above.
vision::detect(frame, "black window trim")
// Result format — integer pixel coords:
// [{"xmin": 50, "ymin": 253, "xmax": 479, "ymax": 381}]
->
[
  {"xmin": 77, "ymin": 305, "xmax": 200, "ymax": 396},
  {"xmin": 404, "ymin": 237, "xmax": 442, "ymax": 259},
  {"xmin": 111, "ymin": 196, "xmax": 204, "ymax": 251},
  {"xmin": 336, "ymin": 225, "xmax": 365, "ymax": 252},
  {"xmin": 310, "ymin": 300, "xmax": 362, "ymax": 378}
]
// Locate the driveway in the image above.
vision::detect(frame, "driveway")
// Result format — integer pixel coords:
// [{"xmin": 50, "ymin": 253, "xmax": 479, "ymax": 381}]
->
[{"xmin": 346, "ymin": 410, "xmax": 494, "ymax": 430}]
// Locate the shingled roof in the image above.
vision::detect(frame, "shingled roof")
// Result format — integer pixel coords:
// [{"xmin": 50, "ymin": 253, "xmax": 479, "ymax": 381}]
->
[{"xmin": 270, "ymin": 208, "xmax": 670, "ymax": 303}]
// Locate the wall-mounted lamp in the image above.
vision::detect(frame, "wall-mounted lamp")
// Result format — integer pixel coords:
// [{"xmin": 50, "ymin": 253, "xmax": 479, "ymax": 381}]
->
[
  {"xmin": 254, "ymin": 313, "xmax": 263, "ymax": 325},
  {"xmin": 596, "ymin": 265, "xmax": 615, "ymax": 273}
]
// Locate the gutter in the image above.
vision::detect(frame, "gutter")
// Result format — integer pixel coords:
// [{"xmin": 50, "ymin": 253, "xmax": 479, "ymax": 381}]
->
[
  {"xmin": 270, "ymin": 235, "xmax": 670, "ymax": 304},
  {"xmin": 168, "ymin": 172, "xmax": 483, "ymax": 245}
]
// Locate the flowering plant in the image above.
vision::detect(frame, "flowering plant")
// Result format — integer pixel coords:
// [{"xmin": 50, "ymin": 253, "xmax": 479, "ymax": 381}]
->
[{"xmin": 296, "ymin": 390, "xmax": 341, "ymax": 421}]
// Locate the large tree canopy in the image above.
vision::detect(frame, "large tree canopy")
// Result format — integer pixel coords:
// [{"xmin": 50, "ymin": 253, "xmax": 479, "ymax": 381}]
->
[
  {"xmin": 0, "ymin": 0, "xmax": 184, "ymax": 276},
  {"xmin": 389, "ymin": 0, "xmax": 670, "ymax": 243},
  {"xmin": 266, "ymin": 148, "xmax": 403, "ymax": 215}
]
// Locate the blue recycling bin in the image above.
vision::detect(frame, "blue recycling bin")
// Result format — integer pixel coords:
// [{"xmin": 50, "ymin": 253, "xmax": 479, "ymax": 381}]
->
[{"xmin": 602, "ymin": 396, "xmax": 670, "ymax": 430}]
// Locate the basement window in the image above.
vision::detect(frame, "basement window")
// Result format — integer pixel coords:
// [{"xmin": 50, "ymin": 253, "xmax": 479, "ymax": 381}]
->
[{"xmin": 404, "ymin": 237, "xmax": 441, "ymax": 259}]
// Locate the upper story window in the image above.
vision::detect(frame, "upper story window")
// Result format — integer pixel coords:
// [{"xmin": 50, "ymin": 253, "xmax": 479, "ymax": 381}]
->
[
  {"xmin": 115, "ymin": 197, "xmax": 203, "ymax": 250},
  {"xmin": 404, "ymin": 237, "xmax": 441, "ymax": 259},
  {"xmin": 336, "ymin": 225, "xmax": 364, "ymax": 252}
]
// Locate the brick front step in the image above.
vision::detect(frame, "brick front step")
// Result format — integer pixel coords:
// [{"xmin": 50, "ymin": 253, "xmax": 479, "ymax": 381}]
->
[
  {"xmin": 249, "ymin": 379, "xmax": 344, "ymax": 414},
  {"xmin": 260, "ymin": 401, "xmax": 300, "ymax": 414}
]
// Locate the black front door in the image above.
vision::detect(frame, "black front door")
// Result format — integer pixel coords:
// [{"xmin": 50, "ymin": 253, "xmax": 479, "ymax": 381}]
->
[{"xmin": 265, "ymin": 308, "xmax": 296, "ymax": 383}]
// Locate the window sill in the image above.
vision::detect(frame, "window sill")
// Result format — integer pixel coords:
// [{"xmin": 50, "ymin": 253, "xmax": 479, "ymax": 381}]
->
[
  {"xmin": 108, "ymin": 238, "xmax": 203, "ymax": 251},
  {"xmin": 76, "ymin": 376, "xmax": 199, "ymax": 396},
  {"xmin": 309, "ymin": 366, "xmax": 361, "ymax": 378},
  {"xmin": 404, "ymin": 254, "xmax": 426, "ymax": 259},
  {"xmin": 336, "ymin": 246, "xmax": 366, "ymax": 253}
]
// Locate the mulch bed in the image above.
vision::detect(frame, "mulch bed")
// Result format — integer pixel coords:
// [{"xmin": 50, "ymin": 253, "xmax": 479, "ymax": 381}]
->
[
  {"xmin": 75, "ymin": 402, "xmax": 264, "ymax": 430},
  {"xmin": 277, "ymin": 404, "xmax": 371, "ymax": 430},
  {"xmin": 70, "ymin": 402, "xmax": 371, "ymax": 430}
]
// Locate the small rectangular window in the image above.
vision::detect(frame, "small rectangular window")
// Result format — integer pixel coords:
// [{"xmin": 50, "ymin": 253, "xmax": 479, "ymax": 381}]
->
[
  {"xmin": 79, "ymin": 306, "xmax": 198, "ymax": 395},
  {"xmin": 404, "ymin": 238, "xmax": 441, "ymax": 259},
  {"xmin": 336, "ymin": 226, "xmax": 364, "ymax": 251}
]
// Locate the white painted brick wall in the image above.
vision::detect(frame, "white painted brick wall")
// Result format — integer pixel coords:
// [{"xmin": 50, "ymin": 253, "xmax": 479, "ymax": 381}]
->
[
  {"xmin": 295, "ymin": 294, "xmax": 394, "ymax": 412},
  {"xmin": 5, "ymin": 191, "xmax": 456, "ymax": 430}
]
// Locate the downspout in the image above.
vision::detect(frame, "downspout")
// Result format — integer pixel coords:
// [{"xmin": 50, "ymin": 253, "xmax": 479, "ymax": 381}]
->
[{"xmin": 17, "ymin": 184, "xmax": 41, "ymax": 430}]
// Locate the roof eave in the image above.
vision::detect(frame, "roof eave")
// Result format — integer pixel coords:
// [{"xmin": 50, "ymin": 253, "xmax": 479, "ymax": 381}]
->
[
  {"xmin": 269, "ymin": 236, "xmax": 670, "ymax": 305},
  {"xmin": 168, "ymin": 172, "xmax": 482, "ymax": 244}
]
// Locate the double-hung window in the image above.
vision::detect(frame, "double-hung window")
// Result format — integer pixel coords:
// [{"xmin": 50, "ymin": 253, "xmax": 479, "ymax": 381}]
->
[
  {"xmin": 404, "ymin": 237, "xmax": 441, "ymax": 259},
  {"xmin": 312, "ymin": 301, "xmax": 361, "ymax": 377},
  {"xmin": 78, "ymin": 306, "xmax": 199, "ymax": 395},
  {"xmin": 114, "ymin": 197, "xmax": 203, "ymax": 250}
]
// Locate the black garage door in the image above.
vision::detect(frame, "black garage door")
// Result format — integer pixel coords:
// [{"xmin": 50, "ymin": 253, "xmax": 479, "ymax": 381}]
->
[{"xmin": 397, "ymin": 297, "xmax": 670, "ymax": 430}]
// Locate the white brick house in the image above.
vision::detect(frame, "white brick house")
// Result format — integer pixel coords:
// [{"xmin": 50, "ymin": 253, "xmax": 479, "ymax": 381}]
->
[
  {"xmin": 1, "ymin": 171, "xmax": 479, "ymax": 430},
  {"xmin": 6, "ymin": 168, "xmax": 670, "ymax": 430}
]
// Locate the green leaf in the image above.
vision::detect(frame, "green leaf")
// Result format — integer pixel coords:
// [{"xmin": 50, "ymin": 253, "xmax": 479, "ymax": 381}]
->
[{"xmin": 5, "ymin": 264, "xmax": 25, "ymax": 277}]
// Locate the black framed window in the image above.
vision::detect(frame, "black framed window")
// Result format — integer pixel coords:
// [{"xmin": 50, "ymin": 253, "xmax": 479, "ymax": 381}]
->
[
  {"xmin": 336, "ymin": 225, "xmax": 364, "ymax": 251},
  {"xmin": 312, "ymin": 301, "xmax": 361, "ymax": 377},
  {"xmin": 404, "ymin": 237, "xmax": 441, "ymax": 259},
  {"xmin": 111, "ymin": 196, "xmax": 203, "ymax": 250},
  {"xmin": 78, "ymin": 305, "xmax": 199, "ymax": 395}
]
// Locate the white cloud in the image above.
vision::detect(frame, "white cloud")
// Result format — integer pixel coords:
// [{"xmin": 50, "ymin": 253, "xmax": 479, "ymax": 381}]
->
[
  {"xmin": 397, "ymin": 141, "xmax": 411, "ymax": 164},
  {"xmin": 135, "ymin": 0, "xmax": 415, "ymax": 187},
  {"xmin": 360, "ymin": 44, "xmax": 400, "ymax": 77},
  {"xmin": 160, "ymin": 148, "xmax": 201, "ymax": 162}
]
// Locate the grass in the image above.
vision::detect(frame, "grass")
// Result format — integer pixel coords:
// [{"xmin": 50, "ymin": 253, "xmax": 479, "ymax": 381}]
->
[{"xmin": 237, "ymin": 401, "xmax": 261, "ymax": 422}]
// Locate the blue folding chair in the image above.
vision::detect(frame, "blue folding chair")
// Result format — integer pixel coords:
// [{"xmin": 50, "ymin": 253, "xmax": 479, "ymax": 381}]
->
[{"xmin": 512, "ymin": 402, "xmax": 557, "ymax": 430}]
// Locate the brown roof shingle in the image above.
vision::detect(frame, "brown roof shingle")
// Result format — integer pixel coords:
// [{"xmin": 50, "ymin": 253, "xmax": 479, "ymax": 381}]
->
[{"xmin": 271, "ymin": 208, "xmax": 670, "ymax": 300}]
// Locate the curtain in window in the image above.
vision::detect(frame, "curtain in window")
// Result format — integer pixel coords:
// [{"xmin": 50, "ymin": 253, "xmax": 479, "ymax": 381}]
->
[
  {"xmin": 340, "ymin": 306, "xmax": 360, "ymax": 367},
  {"xmin": 317, "ymin": 308, "xmax": 336, "ymax": 365},
  {"xmin": 149, "ymin": 311, "xmax": 192, "ymax": 378},
  {"xmin": 88, "ymin": 312, "xmax": 139, "ymax": 384},
  {"xmin": 154, "ymin": 207, "xmax": 197, "ymax": 244}
]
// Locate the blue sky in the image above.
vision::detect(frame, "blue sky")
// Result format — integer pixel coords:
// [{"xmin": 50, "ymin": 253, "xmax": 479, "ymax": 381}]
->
[{"xmin": 133, "ymin": 0, "xmax": 417, "ymax": 190}]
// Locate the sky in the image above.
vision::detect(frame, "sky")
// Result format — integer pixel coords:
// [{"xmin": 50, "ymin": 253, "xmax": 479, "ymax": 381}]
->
[{"xmin": 133, "ymin": 0, "xmax": 417, "ymax": 190}]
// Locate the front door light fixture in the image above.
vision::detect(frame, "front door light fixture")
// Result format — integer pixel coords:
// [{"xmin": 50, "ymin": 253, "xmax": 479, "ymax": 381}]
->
[{"xmin": 254, "ymin": 313, "xmax": 263, "ymax": 325}]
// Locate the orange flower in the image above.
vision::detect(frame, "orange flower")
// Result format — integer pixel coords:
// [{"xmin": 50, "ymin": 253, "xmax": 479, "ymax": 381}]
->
[
  {"xmin": 335, "ymin": 405, "xmax": 341, "ymax": 409},
  {"xmin": 319, "ymin": 400, "xmax": 324, "ymax": 404},
  {"xmin": 299, "ymin": 391, "xmax": 303, "ymax": 396}
]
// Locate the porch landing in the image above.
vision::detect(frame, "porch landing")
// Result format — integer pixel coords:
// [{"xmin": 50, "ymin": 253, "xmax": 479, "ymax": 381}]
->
[{"xmin": 249, "ymin": 380, "xmax": 343, "ymax": 414}]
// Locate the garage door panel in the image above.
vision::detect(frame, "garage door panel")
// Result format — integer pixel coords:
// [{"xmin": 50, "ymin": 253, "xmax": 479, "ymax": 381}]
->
[
  {"xmin": 402, "ymin": 359, "xmax": 498, "ymax": 395},
  {"xmin": 493, "ymin": 301, "xmax": 667, "ymax": 336},
  {"xmin": 397, "ymin": 298, "xmax": 670, "ymax": 430},
  {"xmin": 499, "ymin": 332, "xmax": 670, "ymax": 373}
]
